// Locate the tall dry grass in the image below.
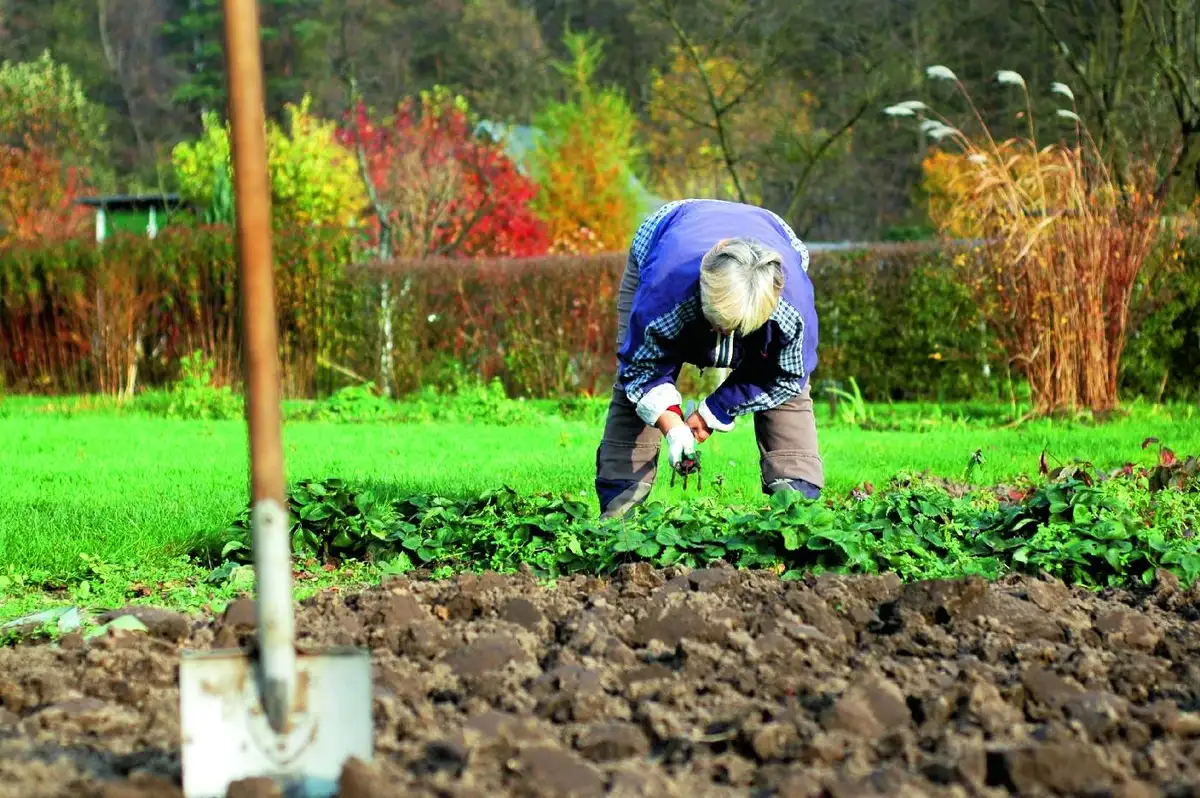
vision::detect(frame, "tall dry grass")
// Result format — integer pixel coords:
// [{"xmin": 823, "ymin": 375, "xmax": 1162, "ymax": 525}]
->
[{"xmin": 888, "ymin": 66, "xmax": 1167, "ymax": 414}]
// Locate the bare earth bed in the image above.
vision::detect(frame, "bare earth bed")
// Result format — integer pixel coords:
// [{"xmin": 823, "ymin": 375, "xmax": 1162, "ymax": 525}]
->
[{"xmin": 4, "ymin": 565, "xmax": 1200, "ymax": 798}]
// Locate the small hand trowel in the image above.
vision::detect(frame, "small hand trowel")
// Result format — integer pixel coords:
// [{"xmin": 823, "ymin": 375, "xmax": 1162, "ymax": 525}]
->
[{"xmin": 178, "ymin": 2, "xmax": 372, "ymax": 795}]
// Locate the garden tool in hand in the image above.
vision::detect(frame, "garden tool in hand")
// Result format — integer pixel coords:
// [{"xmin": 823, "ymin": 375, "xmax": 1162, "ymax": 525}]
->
[
  {"xmin": 671, "ymin": 447, "xmax": 702, "ymax": 491},
  {"xmin": 667, "ymin": 400, "xmax": 702, "ymax": 491},
  {"xmin": 178, "ymin": 3, "xmax": 372, "ymax": 795}
]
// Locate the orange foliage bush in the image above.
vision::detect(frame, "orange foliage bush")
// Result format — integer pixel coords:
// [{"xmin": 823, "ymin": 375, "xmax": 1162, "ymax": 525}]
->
[
  {"xmin": 0, "ymin": 146, "xmax": 92, "ymax": 243},
  {"xmin": 528, "ymin": 32, "xmax": 645, "ymax": 252}
]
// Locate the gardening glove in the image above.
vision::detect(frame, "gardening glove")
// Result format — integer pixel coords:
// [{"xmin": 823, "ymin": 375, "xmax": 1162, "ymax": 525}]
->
[{"xmin": 665, "ymin": 424, "xmax": 697, "ymax": 472}]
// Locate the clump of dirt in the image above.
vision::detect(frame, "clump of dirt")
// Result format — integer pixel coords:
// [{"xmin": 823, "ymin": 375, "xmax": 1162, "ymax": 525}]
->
[{"xmin": 4, "ymin": 566, "xmax": 1200, "ymax": 797}]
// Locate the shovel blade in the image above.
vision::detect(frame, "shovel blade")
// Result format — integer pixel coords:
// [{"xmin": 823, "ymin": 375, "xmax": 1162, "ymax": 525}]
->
[{"xmin": 179, "ymin": 646, "xmax": 373, "ymax": 798}]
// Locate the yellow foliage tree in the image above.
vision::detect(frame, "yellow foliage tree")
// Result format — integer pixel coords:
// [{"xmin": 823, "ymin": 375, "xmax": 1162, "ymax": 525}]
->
[
  {"xmin": 528, "ymin": 32, "xmax": 646, "ymax": 252},
  {"xmin": 644, "ymin": 45, "xmax": 816, "ymax": 204},
  {"xmin": 172, "ymin": 95, "xmax": 367, "ymax": 228}
]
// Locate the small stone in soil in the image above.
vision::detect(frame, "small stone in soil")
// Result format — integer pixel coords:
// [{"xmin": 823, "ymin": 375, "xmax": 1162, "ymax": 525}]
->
[
  {"xmin": 510, "ymin": 746, "xmax": 606, "ymax": 798},
  {"xmin": 573, "ymin": 721, "xmax": 650, "ymax": 762},
  {"xmin": 501, "ymin": 598, "xmax": 545, "ymax": 631}
]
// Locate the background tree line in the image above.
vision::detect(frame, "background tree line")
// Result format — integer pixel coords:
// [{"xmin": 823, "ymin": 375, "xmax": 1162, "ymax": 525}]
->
[{"xmin": 4, "ymin": 0, "xmax": 1199, "ymax": 240}]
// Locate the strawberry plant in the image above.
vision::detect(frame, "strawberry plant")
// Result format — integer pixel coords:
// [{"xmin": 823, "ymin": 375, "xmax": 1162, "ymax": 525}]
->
[{"xmin": 213, "ymin": 444, "xmax": 1200, "ymax": 589}]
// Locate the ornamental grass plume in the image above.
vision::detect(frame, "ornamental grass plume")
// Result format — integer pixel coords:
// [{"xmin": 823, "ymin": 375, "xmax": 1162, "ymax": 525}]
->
[{"xmin": 885, "ymin": 67, "xmax": 1168, "ymax": 415}]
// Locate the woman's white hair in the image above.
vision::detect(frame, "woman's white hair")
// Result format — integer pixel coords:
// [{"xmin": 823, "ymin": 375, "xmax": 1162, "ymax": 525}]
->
[{"xmin": 699, "ymin": 237, "xmax": 785, "ymax": 336}]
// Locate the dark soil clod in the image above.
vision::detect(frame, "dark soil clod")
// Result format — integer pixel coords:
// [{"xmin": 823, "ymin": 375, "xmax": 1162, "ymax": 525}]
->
[{"xmin": 4, "ymin": 570, "xmax": 1200, "ymax": 797}]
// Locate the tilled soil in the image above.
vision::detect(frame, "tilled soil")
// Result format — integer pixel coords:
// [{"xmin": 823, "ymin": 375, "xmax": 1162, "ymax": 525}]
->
[{"xmin": 4, "ymin": 565, "xmax": 1200, "ymax": 797}]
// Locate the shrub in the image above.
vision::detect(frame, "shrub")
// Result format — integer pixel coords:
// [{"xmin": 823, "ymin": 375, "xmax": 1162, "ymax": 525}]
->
[
  {"xmin": 809, "ymin": 243, "xmax": 1000, "ymax": 402},
  {"xmin": 357, "ymin": 253, "xmax": 627, "ymax": 397},
  {"xmin": 359, "ymin": 246, "xmax": 1010, "ymax": 402},
  {"xmin": 336, "ymin": 86, "xmax": 548, "ymax": 258},
  {"xmin": 891, "ymin": 67, "xmax": 1166, "ymax": 414},
  {"xmin": 172, "ymin": 96, "xmax": 368, "ymax": 228},
  {"xmin": 0, "ymin": 225, "xmax": 356, "ymax": 397},
  {"xmin": 0, "ymin": 145, "xmax": 93, "ymax": 243},
  {"xmin": 0, "ymin": 51, "xmax": 107, "ymax": 162},
  {"xmin": 528, "ymin": 31, "xmax": 646, "ymax": 252},
  {"xmin": 135, "ymin": 350, "xmax": 243, "ymax": 420},
  {"xmin": 0, "ymin": 52, "xmax": 105, "ymax": 244},
  {"xmin": 1120, "ymin": 228, "xmax": 1200, "ymax": 401},
  {"xmin": 2, "ymin": 231, "xmax": 1198, "ymax": 402}
]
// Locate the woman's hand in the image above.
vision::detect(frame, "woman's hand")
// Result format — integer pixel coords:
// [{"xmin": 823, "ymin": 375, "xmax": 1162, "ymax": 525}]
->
[
  {"xmin": 664, "ymin": 425, "xmax": 697, "ymax": 470},
  {"xmin": 685, "ymin": 411, "xmax": 711, "ymax": 443}
]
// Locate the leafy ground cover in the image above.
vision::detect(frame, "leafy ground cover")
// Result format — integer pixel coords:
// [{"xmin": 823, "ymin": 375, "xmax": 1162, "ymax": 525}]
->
[
  {"xmin": 1, "ymin": 384, "xmax": 1198, "ymax": 627},
  {"xmin": 0, "ymin": 374, "xmax": 1197, "ymax": 794},
  {"xmin": 213, "ymin": 444, "xmax": 1199, "ymax": 589}
]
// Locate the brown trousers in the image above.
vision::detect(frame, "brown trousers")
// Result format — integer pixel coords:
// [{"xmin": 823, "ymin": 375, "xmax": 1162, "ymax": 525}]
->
[{"xmin": 595, "ymin": 252, "xmax": 825, "ymax": 517}]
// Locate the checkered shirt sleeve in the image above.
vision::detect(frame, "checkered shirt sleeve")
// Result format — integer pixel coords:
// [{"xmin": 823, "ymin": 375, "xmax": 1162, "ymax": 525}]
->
[
  {"xmin": 621, "ymin": 297, "xmax": 703, "ymax": 405},
  {"xmin": 724, "ymin": 299, "xmax": 808, "ymax": 416}
]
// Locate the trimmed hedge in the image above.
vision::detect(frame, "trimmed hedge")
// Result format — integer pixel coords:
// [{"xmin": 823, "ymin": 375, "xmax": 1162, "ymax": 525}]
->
[
  {"xmin": 0, "ymin": 225, "xmax": 357, "ymax": 398},
  {"xmin": 1, "ymin": 227, "xmax": 1196, "ymax": 402}
]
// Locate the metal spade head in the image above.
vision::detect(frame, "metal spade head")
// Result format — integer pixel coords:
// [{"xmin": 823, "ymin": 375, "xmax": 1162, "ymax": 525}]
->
[
  {"xmin": 179, "ymin": 500, "xmax": 373, "ymax": 798},
  {"xmin": 179, "ymin": 645, "xmax": 373, "ymax": 798}
]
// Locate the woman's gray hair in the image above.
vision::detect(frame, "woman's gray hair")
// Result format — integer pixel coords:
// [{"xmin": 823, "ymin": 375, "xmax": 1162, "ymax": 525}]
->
[{"xmin": 699, "ymin": 237, "xmax": 785, "ymax": 336}]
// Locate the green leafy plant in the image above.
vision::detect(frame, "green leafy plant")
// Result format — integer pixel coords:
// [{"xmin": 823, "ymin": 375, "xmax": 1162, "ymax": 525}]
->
[
  {"xmin": 137, "ymin": 351, "xmax": 242, "ymax": 420},
  {"xmin": 172, "ymin": 97, "xmax": 368, "ymax": 229},
  {"xmin": 292, "ymin": 378, "xmax": 546, "ymax": 426},
  {"xmin": 304, "ymin": 382, "xmax": 396, "ymax": 422},
  {"xmin": 825, "ymin": 377, "xmax": 872, "ymax": 426},
  {"xmin": 0, "ymin": 50, "xmax": 108, "ymax": 162},
  {"xmin": 212, "ymin": 444, "xmax": 1200, "ymax": 589}
]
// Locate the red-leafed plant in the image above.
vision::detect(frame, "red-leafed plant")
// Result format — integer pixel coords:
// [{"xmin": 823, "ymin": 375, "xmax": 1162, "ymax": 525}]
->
[
  {"xmin": 0, "ymin": 52, "xmax": 104, "ymax": 243},
  {"xmin": 336, "ymin": 86, "xmax": 548, "ymax": 259},
  {"xmin": 0, "ymin": 145, "xmax": 92, "ymax": 242}
]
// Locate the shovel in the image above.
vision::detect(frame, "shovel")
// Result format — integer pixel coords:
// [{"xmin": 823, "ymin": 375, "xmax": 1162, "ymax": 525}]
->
[{"xmin": 177, "ymin": 2, "xmax": 372, "ymax": 795}]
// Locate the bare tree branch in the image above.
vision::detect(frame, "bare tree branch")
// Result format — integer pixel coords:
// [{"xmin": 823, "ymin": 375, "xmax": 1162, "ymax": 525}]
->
[
  {"xmin": 783, "ymin": 90, "xmax": 876, "ymax": 223},
  {"xmin": 1023, "ymin": 0, "xmax": 1107, "ymax": 113},
  {"xmin": 656, "ymin": 100, "xmax": 720, "ymax": 133},
  {"xmin": 98, "ymin": 0, "xmax": 149, "ymax": 163},
  {"xmin": 338, "ymin": 9, "xmax": 393, "ymax": 259},
  {"xmin": 648, "ymin": 0, "xmax": 748, "ymax": 202}
]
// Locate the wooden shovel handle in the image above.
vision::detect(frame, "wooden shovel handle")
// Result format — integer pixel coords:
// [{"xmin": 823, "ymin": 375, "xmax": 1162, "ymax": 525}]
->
[
  {"xmin": 223, "ymin": 0, "xmax": 296, "ymax": 736},
  {"xmin": 224, "ymin": 0, "xmax": 284, "ymax": 507}
]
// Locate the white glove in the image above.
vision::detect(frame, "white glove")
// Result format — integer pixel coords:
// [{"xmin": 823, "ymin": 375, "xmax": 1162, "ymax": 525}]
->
[{"xmin": 665, "ymin": 425, "xmax": 697, "ymax": 470}]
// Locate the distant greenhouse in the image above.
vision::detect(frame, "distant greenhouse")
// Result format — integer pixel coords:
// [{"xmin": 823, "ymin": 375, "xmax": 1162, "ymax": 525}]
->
[{"xmin": 76, "ymin": 193, "xmax": 183, "ymax": 242}]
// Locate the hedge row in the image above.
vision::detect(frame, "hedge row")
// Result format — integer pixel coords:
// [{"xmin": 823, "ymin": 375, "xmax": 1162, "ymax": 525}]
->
[{"xmin": 1, "ymin": 226, "xmax": 1197, "ymax": 401}]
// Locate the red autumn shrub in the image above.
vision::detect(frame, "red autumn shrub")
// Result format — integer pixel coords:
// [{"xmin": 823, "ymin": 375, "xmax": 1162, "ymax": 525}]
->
[
  {"xmin": 0, "ymin": 145, "xmax": 92, "ymax": 242},
  {"xmin": 336, "ymin": 87, "xmax": 549, "ymax": 258}
]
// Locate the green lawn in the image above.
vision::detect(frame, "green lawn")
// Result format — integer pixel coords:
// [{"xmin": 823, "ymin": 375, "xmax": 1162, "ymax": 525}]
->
[{"xmin": 2, "ymin": 400, "xmax": 1197, "ymax": 583}]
